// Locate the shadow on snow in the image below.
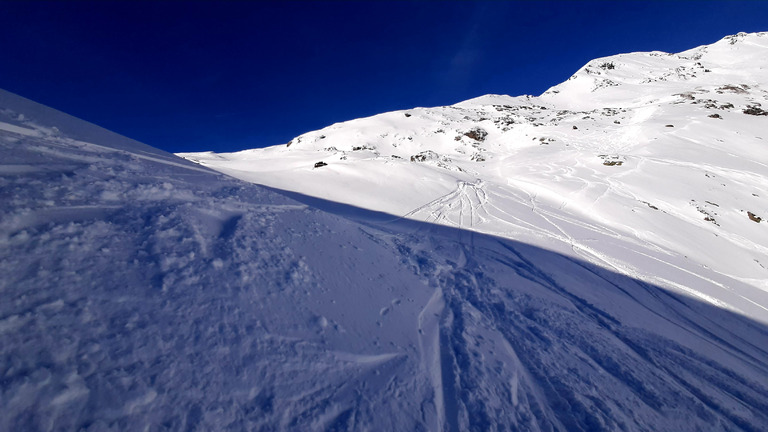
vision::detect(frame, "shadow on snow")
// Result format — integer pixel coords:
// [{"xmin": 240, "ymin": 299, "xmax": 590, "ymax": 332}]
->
[{"xmin": 267, "ymin": 186, "xmax": 768, "ymax": 432}]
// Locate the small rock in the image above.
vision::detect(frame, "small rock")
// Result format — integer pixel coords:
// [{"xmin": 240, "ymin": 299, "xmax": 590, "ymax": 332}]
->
[
  {"xmin": 743, "ymin": 106, "xmax": 768, "ymax": 116},
  {"xmin": 463, "ymin": 127, "xmax": 488, "ymax": 142},
  {"xmin": 410, "ymin": 150, "xmax": 439, "ymax": 162}
]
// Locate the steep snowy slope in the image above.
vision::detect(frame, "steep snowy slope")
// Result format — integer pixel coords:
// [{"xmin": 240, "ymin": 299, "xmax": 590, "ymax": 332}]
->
[
  {"xmin": 182, "ymin": 32, "xmax": 768, "ymax": 324},
  {"xmin": 0, "ymin": 89, "xmax": 448, "ymax": 431},
  {"xmin": 2, "ymin": 35, "xmax": 768, "ymax": 431}
]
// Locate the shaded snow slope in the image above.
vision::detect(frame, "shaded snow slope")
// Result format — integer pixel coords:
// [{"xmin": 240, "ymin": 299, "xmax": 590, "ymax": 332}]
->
[{"xmin": 181, "ymin": 32, "xmax": 768, "ymax": 325}]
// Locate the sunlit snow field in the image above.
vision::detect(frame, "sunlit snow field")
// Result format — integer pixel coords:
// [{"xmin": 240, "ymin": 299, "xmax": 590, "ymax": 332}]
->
[{"xmin": 184, "ymin": 32, "xmax": 768, "ymax": 319}]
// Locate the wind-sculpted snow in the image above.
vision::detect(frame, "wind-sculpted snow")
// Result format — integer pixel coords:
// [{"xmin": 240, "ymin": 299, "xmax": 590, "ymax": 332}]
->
[{"xmin": 2, "ymin": 88, "xmax": 768, "ymax": 431}]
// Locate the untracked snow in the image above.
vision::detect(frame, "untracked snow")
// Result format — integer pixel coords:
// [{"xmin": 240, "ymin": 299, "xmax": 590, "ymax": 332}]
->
[{"xmin": 2, "ymin": 33, "xmax": 768, "ymax": 432}]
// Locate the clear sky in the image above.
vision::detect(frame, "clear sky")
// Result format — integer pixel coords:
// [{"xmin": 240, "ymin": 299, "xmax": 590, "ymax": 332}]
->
[{"xmin": 2, "ymin": 1, "xmax": 767, "ymax": 153}]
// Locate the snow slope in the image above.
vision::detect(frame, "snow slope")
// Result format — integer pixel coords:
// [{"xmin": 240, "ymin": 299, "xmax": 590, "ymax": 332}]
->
[
  {"xmin": 2, "ymin": 34, "xmax": 768, "ymax": 432},
  {"xmin": 182, "ymin": 32, "xmax": 768, "ymax": 323}
]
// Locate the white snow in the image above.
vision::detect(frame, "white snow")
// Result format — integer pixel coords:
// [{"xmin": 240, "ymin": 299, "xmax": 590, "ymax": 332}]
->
[
  {"xmin": 2, "ymin": 32, "xmax": 768, "ymax": 431},
  {"xmin": 182, "ymin": 31, "xmax": 768, "ymax": 325}
]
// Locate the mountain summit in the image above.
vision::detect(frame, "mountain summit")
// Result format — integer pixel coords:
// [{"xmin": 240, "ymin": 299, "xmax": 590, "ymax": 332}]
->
[{"xmin": 2, "ymin": 33, "xmax": 767, "ymax": 431}]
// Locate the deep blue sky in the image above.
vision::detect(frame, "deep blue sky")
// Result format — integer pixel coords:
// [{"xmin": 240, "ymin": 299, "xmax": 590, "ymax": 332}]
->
[{"xmin": 2, "ymin": 1, "xmax": 767, "ymax": 153}]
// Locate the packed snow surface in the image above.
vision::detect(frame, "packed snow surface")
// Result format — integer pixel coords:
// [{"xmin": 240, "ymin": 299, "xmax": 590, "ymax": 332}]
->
[{"xmin": 2, "ymin": 32, "xmax": 768, "ymax": 431}]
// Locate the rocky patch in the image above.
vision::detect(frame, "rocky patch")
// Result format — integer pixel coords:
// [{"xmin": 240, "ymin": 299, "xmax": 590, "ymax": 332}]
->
[
  {"xmin": 410, "ymin": 150, "xmax": 439, "ymax": 162},
  {"xmin": 743, "ymin": 105, "xmax": 768, "ymax": 116}
]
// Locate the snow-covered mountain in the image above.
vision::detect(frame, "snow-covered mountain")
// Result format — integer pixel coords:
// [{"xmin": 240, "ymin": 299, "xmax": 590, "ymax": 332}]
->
[
  {"xmin": 1, "ymin": 33, "xmax": 767, "ymax": 432},
  {"xmin": 182, "ymin": 32, "xmax": 768, "ymax": 319}
]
